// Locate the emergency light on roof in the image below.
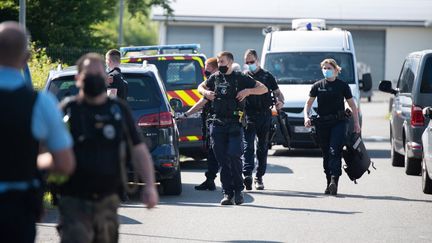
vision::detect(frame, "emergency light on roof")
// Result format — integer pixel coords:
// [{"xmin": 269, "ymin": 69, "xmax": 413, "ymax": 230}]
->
[
  {"xmin": 292, "ymin": 19, "xmax": 326, "ymax": 31},
  {"xmin": 120, "ymin": 44, "xmax": 201, "ymax": 57}
]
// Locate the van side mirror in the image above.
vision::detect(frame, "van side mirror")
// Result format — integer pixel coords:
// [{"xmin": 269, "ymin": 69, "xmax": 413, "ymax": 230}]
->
[
  {"xmin": 378, "ymin": 80, "xmax": 398, "ymax": 95},
  {"xmin": 169, "ymin": 98, "xmax": 183, "ymax": 110},
  {"xmin": 359, "ymin": 73, "xmax": 372, "ymax": 92},
  {"xmin": 424, "ymin": 107, "xmax": 432, "ymax": 119}
]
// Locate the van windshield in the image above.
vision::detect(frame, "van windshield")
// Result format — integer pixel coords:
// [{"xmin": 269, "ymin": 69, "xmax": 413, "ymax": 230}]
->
[{"xmin": 264, "ymin": 52, "xmax": 355, "ymax": 84}]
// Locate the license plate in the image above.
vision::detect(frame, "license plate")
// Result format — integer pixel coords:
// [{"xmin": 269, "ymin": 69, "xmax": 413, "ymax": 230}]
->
[{"xmin": 294, "ymin": 126, "xmax": 312, "ymax": 133}]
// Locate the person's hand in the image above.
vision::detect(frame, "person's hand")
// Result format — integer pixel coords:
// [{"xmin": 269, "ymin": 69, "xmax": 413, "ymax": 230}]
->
[
  {"xmin": 236, "ymin": 89, "xmax": 250, "ymax": 102},
  {"xmin": 176, "ymin": 113, "xmax": 187, "ymax": 122},
  {"xmin": 275, "ymin": 100, "xmax": 284, "ymax": 110},
  {"xmin": 304, "ymin": 117, "xmax": 312, "ymax": 128},
  {"xmin": 142, "ymin": 185, "xmax": 158, "ymax": 209},
  {"xmin": 107, "ymin": 76, "xmax": 114, "ymax": 84},
  {"xmin": 353, "ymin": 122, "xmax": 361, "ymax": 134},
  {"xmin": 204, "ymin": 90, "xmax": 216, "ymax": 101}
]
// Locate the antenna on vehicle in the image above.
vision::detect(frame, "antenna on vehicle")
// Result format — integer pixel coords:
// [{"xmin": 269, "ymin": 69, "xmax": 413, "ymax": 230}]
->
[{"xmin": 57, "ymin": 64, "xmax": 62, "ymax": 71}]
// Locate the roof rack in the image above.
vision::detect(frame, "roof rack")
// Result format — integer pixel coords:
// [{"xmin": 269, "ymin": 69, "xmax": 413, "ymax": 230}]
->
[{"xmin": 120, "ymin": 44, "xmax": 201, "ymax": 57}]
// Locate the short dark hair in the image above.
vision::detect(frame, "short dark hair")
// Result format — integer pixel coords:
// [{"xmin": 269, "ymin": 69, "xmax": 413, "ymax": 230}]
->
[
  {"xmin": 76, "ymin": 53, "xmax": 104, "ymax": 74},
  {"xmin": 106, "ymin": 49, "xmax": 121, "ymax": 63},
  {"xmin": 217, "ymin": 51, "xmax": 234, "ymax": 62},
  {"xmin": 244, "ymin": 49, "xmax": 258, "ymax": 59}
]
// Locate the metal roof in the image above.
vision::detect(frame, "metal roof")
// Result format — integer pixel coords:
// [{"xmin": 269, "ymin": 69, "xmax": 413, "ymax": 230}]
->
[{"xmin": 152, "ymin": 0, "xmax": 432, "ymax": 27}]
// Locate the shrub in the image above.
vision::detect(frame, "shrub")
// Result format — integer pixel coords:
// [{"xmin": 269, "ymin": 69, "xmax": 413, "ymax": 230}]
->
[{"xmin": 28, "ymin": 42, "xmax": 65, "ymax": 90}]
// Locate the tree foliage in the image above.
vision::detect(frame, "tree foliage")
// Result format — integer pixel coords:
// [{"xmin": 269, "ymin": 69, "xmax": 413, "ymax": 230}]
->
[{"xmin": 0, "ymin": 0, "xmax": 173, "ymax": 49}]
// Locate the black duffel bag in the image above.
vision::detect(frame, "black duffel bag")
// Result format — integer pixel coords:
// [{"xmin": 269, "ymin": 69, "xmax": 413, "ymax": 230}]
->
[{"xmin": 342, "ymin": 132, "xmax": 375, "ymax": 183}]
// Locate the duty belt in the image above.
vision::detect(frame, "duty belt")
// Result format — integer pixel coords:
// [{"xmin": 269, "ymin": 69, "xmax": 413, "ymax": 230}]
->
[{"xmin": 0, "ymin": 179, "xmax": 40, "ymax": 194}]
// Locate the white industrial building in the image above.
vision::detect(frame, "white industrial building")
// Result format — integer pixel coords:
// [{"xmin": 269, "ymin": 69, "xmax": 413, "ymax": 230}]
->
[{"xmin": 152, "ymin": 0, "xmax": 432, "ymax": 87}]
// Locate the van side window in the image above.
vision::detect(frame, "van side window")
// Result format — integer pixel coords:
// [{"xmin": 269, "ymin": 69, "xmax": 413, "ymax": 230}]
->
[
  {"xmin": 398, "ymin": 59, "xmax": 415, "ymax": 93},
  {"xmin": 420, "ymin": 56, "xmax": 432, "ymax": 93}
]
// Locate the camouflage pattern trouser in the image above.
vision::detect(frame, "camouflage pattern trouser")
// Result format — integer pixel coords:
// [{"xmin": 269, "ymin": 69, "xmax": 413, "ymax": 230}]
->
[{"xmin": 58, "ymin": 194, "xmax": 120, "ymax": 243}]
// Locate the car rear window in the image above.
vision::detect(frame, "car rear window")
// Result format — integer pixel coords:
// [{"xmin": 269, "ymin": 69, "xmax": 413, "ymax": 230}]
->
[
  {"xmin": 48, "ymin": 73, "xmax": 161, "ymax": 110},
  {"xmin": 420, "ymin": 56, "xmax": 432, "ymax": 93},
  {"xmin": 145, "ymin": 59, "xmax": 204, "ymax": 90}
]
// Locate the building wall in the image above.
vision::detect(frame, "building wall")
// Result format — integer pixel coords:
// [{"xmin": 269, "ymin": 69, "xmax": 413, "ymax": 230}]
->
[
  {"xmin": 350, "ymin": 30, "xmax": 386, "ymax": 89},
  {"xmin": 223, "ymin": 27, "xmax": 265, "ymax": 63},
  {"xmin": 166, "ymin": 25, "xmax": 214, "ymax": 57},
  {"xmin": 385, "ymin": 28, "xmax": 432, "ymax": 82}
]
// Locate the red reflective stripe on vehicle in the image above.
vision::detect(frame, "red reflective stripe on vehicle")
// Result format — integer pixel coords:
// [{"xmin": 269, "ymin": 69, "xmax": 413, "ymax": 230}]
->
[{"xmin": 184, "ymin": 89, "xmax": 202, "ymax": 102}]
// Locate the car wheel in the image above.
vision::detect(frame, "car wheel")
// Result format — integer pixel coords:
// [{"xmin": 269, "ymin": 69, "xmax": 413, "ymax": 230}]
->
[
  {"xmin": 422, "ymin": 155, "xmax": 432, "ymax": 194},
  {"xmin": 161, "ymin": 169, "xmax": 182, "ymax": 195},
  {"xmin": 404, "ymin": 143, "xmax": 421, "ymax": 175},
  {"xmin": 391, "ymin": 138, "xmax": 404, "ymax": 167}
]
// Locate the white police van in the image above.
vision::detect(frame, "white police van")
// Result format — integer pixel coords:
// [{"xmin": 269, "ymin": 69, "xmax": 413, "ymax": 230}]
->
[{"xmin": 262, "ymin": 19, "xmax": 371, "ymax": 148}]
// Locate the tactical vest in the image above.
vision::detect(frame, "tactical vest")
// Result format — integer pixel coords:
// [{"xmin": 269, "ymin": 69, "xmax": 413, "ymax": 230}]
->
[
  {"xmin": 0, "ymin": 86, "xmax": 38, "ymax": 181},
  {"xmin": 211, "ymin": 72, "xmax": 244, "ymax": 120},
  {"xmin": 61, "ymin": 97, "xmax": 125, "ymax": 196}
]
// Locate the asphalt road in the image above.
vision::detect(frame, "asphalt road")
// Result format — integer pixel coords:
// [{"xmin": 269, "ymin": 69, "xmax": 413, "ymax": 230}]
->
[{"xmin": 36, "ymin": 93, "xmax": 432, "ymax": 243}]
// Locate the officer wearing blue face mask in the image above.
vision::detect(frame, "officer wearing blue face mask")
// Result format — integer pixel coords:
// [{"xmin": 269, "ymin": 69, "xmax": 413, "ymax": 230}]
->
[
  {"xmin": 242, "ymin": 49, "xmax": 284, "ymax": 191},
  {"xmin": 304, "ymin": 58, "xmax": 360, "ymax": 196}
]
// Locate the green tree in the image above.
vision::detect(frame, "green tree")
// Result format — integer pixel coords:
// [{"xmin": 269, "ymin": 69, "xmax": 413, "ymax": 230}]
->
[
  {"xmin": 93, "ymin": 9, "xmax": 159, "ymax": 48},
  {"xmin": 0, "ymin": 0, "xmax": 172, "ymax": 49}
]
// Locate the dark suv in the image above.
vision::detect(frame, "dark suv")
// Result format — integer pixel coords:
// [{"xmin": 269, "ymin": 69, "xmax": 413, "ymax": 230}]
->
[
  {"xmin": 44, "ymin": 64, "xmax": 182, "ymax": 195},
  {"xmin": 379, "ymin": 50, "xmax": 432, "ymax": 175},
  {"xmin": 120, "ymin": 44, "xmax": 207, "ymax": 160}
]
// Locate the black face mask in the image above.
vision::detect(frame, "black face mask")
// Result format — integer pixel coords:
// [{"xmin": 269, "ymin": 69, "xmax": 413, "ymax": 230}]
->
[
  {"xmin": 205, "ymin": 70, "xmax": 212, "ymax": 77},
  {"xmin": 83, "ymin": 74, "xmax": 107, "ymax": 97},
  {"xmin": 219, "ymin": 65, "xmax": 228, "ymax": 74}
]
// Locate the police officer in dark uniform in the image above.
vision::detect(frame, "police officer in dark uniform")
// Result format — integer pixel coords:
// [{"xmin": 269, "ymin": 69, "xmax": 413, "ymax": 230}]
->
[
  {"xmin": 57, "ymin": 53, "xmax": 158, "ymax": 242},
  {"xmin": 198, "ymin": 51, "xmax": 268, "ymax": 205},
  {"xmin": 178, "ymin": 57, "xmax": 219, "ymax": 190},
  {"xmin": 105, "ymin": 49, "xmax": 128, "ymax": 100},
  {"xmin": 242, "ymin": 49, "xmax": 285, "ymax": 190},
  {"xmin": 0, "ymin": 21, "xmax": 75, "ymax": 242},
  {"xmin": 304, "ymin": 58, "xmax": 360, "ymax": 195}
]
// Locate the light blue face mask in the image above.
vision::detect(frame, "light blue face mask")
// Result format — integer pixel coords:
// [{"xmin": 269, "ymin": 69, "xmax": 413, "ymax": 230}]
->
[
  {"xmin": 322, "ymin": 69, "xmax": 333, "ymax": 79},
  {"xmin": 274, "ymin": 63, "xmax": 281, "ymax": 71},
  {"xmin": 248, "ymin": 63, "xmax": 257, "ymax": 72}
]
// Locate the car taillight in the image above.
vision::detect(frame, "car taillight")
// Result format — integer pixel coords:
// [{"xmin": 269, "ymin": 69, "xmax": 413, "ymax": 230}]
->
[
  {"xmin": 411, "ymin": 105, "xmax": 425, "ymax": 127},
  {"xmin": 138, "ymin": 112, "xmax": 173, "ymax": 128}
]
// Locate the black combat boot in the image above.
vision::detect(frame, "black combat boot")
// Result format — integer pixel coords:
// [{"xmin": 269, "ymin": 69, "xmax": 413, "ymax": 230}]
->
[
  {"xmin": 194, "ymin": 172, "xmax": 216, "ymax": 191},
  {"xmin": 324, "ymin": 175, "xmax": 331, "ymax": 194},
  {"xmin": 254, "ymin": 177, "xmax": 264, "ymax": 190},
  {"xmin": 243, "ymin": 175, "xmax": 253, "ymax": 190},
  {"xmin": 220, "ymin": 194, "xmax": 234, "ymax": 205},
  {"xmin": 234, "ymin": 191, "xmax": 244, "ymax": 205},
  {"xmin": 328, "ymin": 176, "xmax": 339, "ymax": 195}
]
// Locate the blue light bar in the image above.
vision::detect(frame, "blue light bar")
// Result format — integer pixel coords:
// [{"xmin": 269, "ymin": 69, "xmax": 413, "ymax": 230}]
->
[{"xmin": 120, "ymin": 44, "xmax": 201, "ymax": 56}]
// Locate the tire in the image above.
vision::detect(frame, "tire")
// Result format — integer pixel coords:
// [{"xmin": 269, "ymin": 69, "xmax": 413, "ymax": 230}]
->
[
  {"xmin": 404, "ymin": 143, "xmax": 421, "ymax": 175},
  {"xmin": 391, "ymin": 138, "xmax": 404, "ymax": 167},
  {"xmin": 422, "ymin": 156, "xmax": 432, "ymax": 194},
  {"xmin": 161, "ymin": 169, "xmax": 182, "ymax": 195}
]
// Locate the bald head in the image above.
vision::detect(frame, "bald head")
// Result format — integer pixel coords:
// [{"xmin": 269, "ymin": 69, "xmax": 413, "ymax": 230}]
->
[
  {"xmin": 0, "ymin": 21, "xmax": 29, "ymax": 68},
  {"xmin": 75, "ymin": 53, "xmax": 107, "ymax": 88}
]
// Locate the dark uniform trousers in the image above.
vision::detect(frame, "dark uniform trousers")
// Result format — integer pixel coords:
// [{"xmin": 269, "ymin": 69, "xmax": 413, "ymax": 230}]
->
[
  {"xmin": 206, "ymin": 146, "xmax": 219, "ymax": 179},
  {"xmin": 210, "ymin": 122, "xmax": 244, "ymax": 195},
  {"xmin": 0, "ymin": 191, "xmax": 37, "ymax": 243},
  {"xmin": 243, "ymin": 111, "xmax": 272, "ymax": 178},
  {"xmin": 316, "ymin": 120, "xmax": 347, "ymax": 177}
]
